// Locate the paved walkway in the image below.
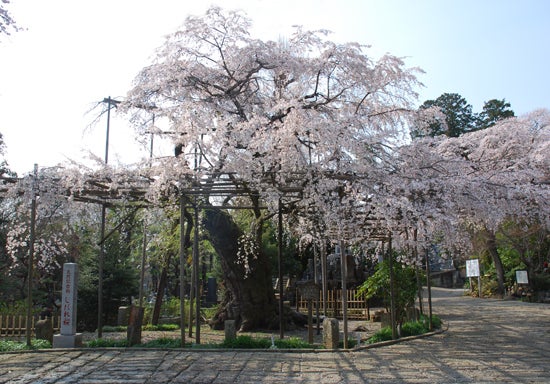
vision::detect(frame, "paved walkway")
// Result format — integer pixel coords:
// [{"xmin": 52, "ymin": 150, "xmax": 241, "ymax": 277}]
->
[{"xmin": 1, "ymin": 288, "xmax": 549, "ymax": 383}]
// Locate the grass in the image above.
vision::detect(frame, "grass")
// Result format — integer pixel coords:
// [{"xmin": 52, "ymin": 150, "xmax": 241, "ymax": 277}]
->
[
  {"xmin": 0, "ymin": 316, "xmax": 441, "ymax": 351},
  {"xmin": 101, "ymin": 323, "xmax": 180, "ymax": 333},
  {"xmin": 0, "ymin": 339, "xmax": 52, "ymax": 352},
  {"xmin": 81, "ymin": 334, "xmax": 317, "ymax": 349},
  {"xmin": 219, "ymin": 335, "xmax": 317, "ymax": 349}
]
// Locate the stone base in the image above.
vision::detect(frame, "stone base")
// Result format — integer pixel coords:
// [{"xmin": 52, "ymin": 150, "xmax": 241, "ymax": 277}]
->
[{"xmin": 53, "ymin": 333, "xmax": 83, "ymax": 348}]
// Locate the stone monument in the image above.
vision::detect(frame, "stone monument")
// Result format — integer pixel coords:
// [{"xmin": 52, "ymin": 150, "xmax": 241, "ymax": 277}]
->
[{"xmin": 53, "ymin": 263, "xmax": 83, "ymax": 348}]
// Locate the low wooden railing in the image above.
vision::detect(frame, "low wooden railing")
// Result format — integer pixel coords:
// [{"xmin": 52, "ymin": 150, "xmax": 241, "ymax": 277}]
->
[
  {"xmin": 296, "ymin": 289, "xmax": 371, "ymax": 320},
  {"xmin": 0, "ymin": 315, "xmax": 61, "ymax": 337}
]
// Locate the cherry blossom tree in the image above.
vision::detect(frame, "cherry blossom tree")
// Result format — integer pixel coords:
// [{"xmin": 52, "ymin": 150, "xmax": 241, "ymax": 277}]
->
[
  {"xmin": 386, "ymin": 109, "xmax": 550, "ymax": 293},
  {"xmin": 0, "ymin": 0, "xmax": 19, "ymax": 38},
  {"xmin": 121, "ymin": 6, "xmax": 422, "ymax": 330},
  {"xmin": 4, "ymin": 167, "xmax": 76, "ymax": 301}
]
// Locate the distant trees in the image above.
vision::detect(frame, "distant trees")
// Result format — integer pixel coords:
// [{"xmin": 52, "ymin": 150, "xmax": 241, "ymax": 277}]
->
[
  {"xmin": 395, "ymin": 109, "xmax": 549, "ymax": 295},
  {"xmin": 414, "ymin": 93, "xmax": 515, "ymax": 138},
  {"xmin": 478, "ymin": 99, "xmax": 515, "ymax": 129}
]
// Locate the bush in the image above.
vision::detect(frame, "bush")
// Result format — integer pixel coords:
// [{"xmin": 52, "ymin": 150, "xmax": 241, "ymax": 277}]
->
[
  {"xmin": 102, "ymin": 325, "xmax": 127, "ymax": 332},
  {"xmin": 86, "ymin": 338, "xmax": 128, "ymax": 348},
  {"xmin": 400, "ymin": 321, "xmax": 426, "ymax": 337},
  {"xmin": 220, "ymin": 335, "xmax": 271, "ymax": 349},
  {"xmin": 275, "ymin": 337, "xmax": 315, "ymax": 349},
  {"xmin": 140, "ymin": 338, "xmax": 183, "ymax": 348},
  {"xmin": 367, "ymin": 327, "xmax": 393, "ymax": 344},
  {"xmin": 0, "ymin": 300, "xmax": 37, "ymax": 316},
  {"xmin": 531, "ymin": 273, "xmax": 550, "ymax": 292},
  {"xmin": 142, "ymin": 323, "xmax": 179, "ymax": 332},
  {"xmin": 0, "ymin": 339, "xmax": 52, "ymax": 351},
  {"xmin": 367, "ymin": 315, "xmax": 442, "ymax": 344}
]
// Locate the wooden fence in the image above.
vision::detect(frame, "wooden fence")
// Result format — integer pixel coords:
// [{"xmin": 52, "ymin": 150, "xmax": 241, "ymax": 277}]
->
[
  {"xmin": 296, "ymin": 289, "xmax": 371, "ymax": 320},
  {"xmin": 0, "ymin": 315, "xmax": 61, "ymax": 337}
]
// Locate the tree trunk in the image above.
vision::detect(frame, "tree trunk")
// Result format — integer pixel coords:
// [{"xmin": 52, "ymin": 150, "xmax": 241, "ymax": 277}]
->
[
  {"xmin": 485, "ymin": 229, "xmax": 505, "ymax": 296},
  {"xmin": 203, "ymin": 207, "xmax": 278, "ymax": 331},
  {"xmin": 152, "ymin": 210, "xmax": 193, "ymax": 325},
  {"xmin": 151, "ymin": 265, "xmax": 168, "ymax": 325}
]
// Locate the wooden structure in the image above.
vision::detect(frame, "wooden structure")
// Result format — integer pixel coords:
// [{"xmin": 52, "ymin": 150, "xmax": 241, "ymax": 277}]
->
[{"xmin": 0, "ymin": 315, "xmax": 61, "ymax": 337}]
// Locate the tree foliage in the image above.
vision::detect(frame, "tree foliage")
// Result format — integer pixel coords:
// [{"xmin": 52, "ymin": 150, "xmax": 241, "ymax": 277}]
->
[
  {"xmin": 357, "ymin": 255, "xmax": 418, "ymax": 326},
  {"xmin": 414, "ymin": 94, "xmax": 516, "ymax": 138},
  {"xmin": 478, "ymin": 98, "xmax": 515, "ymax": 129},
  {"xmin": 0, "ymin": 0, "xmax": 19, "ymax": 37},
  {"xmin": 414, "ymin": 93, "xmax": 476, "ymax": 137}
]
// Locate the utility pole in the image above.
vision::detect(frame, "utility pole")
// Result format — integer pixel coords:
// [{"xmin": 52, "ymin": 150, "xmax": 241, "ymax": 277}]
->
[
  {"xmin": 97, "ymin": 96, "xmax": 120, "ymax": 338},
  {"xmin": 102, "ymin": 96, "xmax": 121, "ymax": 164}
]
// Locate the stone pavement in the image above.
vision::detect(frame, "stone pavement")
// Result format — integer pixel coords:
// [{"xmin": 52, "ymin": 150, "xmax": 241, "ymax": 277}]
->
[{"xmin": 1, "ymin": 288, "xmax": 549, "ymax": 383}]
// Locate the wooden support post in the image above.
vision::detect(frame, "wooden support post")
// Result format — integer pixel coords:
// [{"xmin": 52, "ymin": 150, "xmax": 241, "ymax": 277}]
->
[{"xmin": 179, "ymin": 195, "xmax": 186, "ymax": 347}]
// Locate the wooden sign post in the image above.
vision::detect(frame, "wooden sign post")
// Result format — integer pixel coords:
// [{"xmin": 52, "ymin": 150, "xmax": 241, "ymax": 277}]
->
[{"xmin": 298, "ymin": 281, "xmax": 320, "ymax": 344}]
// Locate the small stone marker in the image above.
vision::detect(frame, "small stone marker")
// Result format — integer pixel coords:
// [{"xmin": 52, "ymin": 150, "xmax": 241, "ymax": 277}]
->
[
  {"xmin": 118, "ymin": 306, "xmax": 131, "ymax": 326},
  {"xmin": 35, "ymin": 317, "xmax": 53, "ymax": 343},
  {"xmin": 53, "ymin": 263, "xmax": 82, "ymax": 348},
  {"xmin": 322, "ymin": 317, "xmax": 339, "ymax": 349},
  {"xmin": 224, "ymin": 320, "xmax": 236, "ymax": 341}
]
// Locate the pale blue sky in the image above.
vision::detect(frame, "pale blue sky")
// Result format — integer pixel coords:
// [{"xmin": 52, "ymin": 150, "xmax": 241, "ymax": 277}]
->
[{"xmin": 1, "ymin": 0, "xmax": 549, "ymax": 174}]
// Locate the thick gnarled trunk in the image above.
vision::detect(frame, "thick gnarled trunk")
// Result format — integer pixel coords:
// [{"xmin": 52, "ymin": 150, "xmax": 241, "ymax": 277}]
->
[{"xmin": 203, "ymin": 208, "xmax": 278, "ymax": 331}]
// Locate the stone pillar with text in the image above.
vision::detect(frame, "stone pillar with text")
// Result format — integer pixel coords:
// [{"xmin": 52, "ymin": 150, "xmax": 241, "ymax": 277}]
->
[{"xmin": 53, "ymin": 263, "xmax": 83, "ymax": 348}]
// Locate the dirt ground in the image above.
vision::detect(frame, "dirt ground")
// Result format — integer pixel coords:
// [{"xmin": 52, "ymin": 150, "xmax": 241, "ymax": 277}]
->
[{"xmin": 82, "ymin": 318, "xmax": 384, "ymax": 346}]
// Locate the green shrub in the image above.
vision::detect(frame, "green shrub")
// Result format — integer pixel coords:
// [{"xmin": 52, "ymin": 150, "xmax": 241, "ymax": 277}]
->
[
  {"xmin": 531, "ymin": 273, "xmax": 550, "ymax": 292},
  {"xmin": 139, "ymin": 338, "xmax": 183, "ymax": 348},
  {"xmin": 430, "ymin": 314, "xmax": 442, "ymax": 329},
  {"xmin": 86, "ymin": 338, "xmax": 128, "ymax": 348},
  {"xmin": 0, "ymin": 339, "xmax": 51, "ymax": 351},
  {"xmin": 0, "ymin": 300, "xmax": 37, "ymax": 316},
  {"xmin": 367, "ymin": 315, "xmax": 442, "ymax": 344},
  {"xmin": 200, "ymin": 305, "xmax": 219, "ymax": 321},
  {"xmin": 400, "ymin": 321, "xmax": 426, "ymax": 337},
  {"xmin": 275, "ymin": 337, "xmax": 315, "ymax": 349},
  {"xmin": 419, "ymin": 314, "xmax": 442, "ymax": 330},
  {"xmin": 367, "ymin": 327, "xmax": 393, "ymax": 344},
  {"xmin": 102, "ymin": 325, "xmax": 127, "ymax": 332},
  {"xmin": 142, "ymin": 323, "xmax": 179, "ymax": 332},
  {"xmin": 220, "ymin": 335, "xmax": 271, "ymax": 349}
]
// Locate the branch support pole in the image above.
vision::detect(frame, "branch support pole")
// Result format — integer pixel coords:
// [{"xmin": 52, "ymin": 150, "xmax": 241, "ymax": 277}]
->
[
  {"xmin": 26, "ymin": 164, "xmax": 38, "ymax": 347},
  {"xmin": 278, "ymin": 198, "xmax": 284, "ymax": 339},
  {"xmin": 179, "ymin": 194, "xmax": 186, "ymax": 346}
]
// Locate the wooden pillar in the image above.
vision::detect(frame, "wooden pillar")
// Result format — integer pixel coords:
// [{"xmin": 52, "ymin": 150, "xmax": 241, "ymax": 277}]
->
[
  {"xmin": 179, "ymin": 195, "xmax": 186, "ymax": 346},
  {"xmin": 193, "ymin": 199, "xmax": 200, "ymax": 344},
  {"xmin": 426, "ymin": 248, "xmax": 433, "ymax": 331},
  {"xmin": 278, "ymin": 199, "xmax": 284, "ymax": 339},
  {"xmin": 339, "ymin": 240, "xmax": 349, "ymax": 348},
  {"xmin": 388, "ymin": 235, "xmax": 398, "ymax": 340}
]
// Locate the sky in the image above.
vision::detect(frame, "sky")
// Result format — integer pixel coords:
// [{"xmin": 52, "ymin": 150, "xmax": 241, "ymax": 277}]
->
[{"xmin": 1, "ymin": 0, "xmax": 549, "ymax": 175}]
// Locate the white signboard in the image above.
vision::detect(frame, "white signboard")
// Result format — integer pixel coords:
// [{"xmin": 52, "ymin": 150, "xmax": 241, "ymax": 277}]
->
[
  {"xmin": 466, "ymin": 259, "xmax": 480, "ymax": 278},
  {"xmin": 60, "ymin": 263, "xmax": 78, "ymax": 335},
  {"xmin": 516, "ymin": 270, "xmax": 529, "ymax": 284}
]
